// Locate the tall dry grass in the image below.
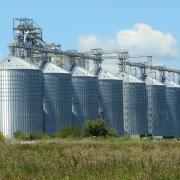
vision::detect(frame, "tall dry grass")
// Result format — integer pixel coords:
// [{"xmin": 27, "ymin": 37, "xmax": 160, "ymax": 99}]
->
[{"xmin": 0, "ymin": 138, "xmax": 179, "ymax": 179}]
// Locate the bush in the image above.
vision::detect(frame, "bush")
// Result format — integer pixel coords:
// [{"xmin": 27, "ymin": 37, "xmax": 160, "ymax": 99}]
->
[
  {"xmin": 14, "ymin": 130, "xmax": 28, "ymax": 140},
  {"xmin": 0, "ymin": 132, "xmax": 5, "ymax": 141},
  {"xmin": 108, "ymin": 128, "xmax": 117, "ymax": 137},
  {"xmin": 83, "ymin": 119, "xmax": 108, "ymax": 137},
  {"xmin": 29, "ymin": 133, "xmax": 49, "ymax": 140},
  {"xmin": 53, "ymin": 126, "xmax": 82, "ymax": 138}
]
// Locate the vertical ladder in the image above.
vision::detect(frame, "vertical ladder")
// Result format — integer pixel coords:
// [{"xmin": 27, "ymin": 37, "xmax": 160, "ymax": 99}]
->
[
  {"xmin": 146, "ymin": 56, "xmax": 154, "ymax": 135},
  {"xmin": 118, "ymin": 52, "xmax": 130, "ymax": 135}
]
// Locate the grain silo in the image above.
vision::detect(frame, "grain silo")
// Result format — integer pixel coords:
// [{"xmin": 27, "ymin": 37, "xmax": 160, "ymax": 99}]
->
[
  {"xmin": 72, "ymin": 66, "xmax": 99, "ymax": 126},
  {"xmin": 0, "ymin": 56, "xmax": 43, "ymax": 138},
  {"xmin": 166, "ymin": 81, "xmax": 180, "ymax": 138},
  {"xmin": 145, "ymin": 77, "xmax": 168, "ymax": 137},
  {"xmin": 98, "ymin": 70, "xmax": 124, "ymax": 135},
  {"xmin": 43, "ymin": 62, "xmax": 72, "ymax": 136},
  {"xmin": 117, "ymin": 72, "xmax": 148, "ymax": 136}
]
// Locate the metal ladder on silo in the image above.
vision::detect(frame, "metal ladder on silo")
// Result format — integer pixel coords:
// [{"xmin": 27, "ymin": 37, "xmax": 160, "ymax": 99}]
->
[
  {"xmin": 146, "ymin": 56, "xmax": 154, "ymax": 135},
  {"xmin": 118, "ymin": 52, "xmax": 130, "ymax": 135}
]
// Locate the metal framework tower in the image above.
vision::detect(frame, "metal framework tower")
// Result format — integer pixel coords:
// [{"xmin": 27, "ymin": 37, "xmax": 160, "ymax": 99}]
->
[
  {"xmin": 91, "ymin": 48, "xmax": 103, "ymax": 75},
  {"xmin": 10, "ymin": 18, "xmax": 44, "ymax": 58},
  {"xmin": 118, "ymin": 52, "xmax": 130, "ymax": 135},
  {"xmin": 146, "ymin": 56, "xmax": 154, "ymax": 135},
  {"xmin": 9, "ymin": 18, "xmax": 101, "ymax": 67},
  {"xmin": 9, "ymin": 18, "xmax": 180, "ymax": 76}
]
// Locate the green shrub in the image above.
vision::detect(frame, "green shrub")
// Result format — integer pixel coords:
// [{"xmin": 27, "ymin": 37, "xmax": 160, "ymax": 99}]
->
[
  {"xmin": 108, "ymin": 128, "xmax": 117, "ymax": 137},
  {"xmin": 29, "ymin": 133, "xmax": 49, "ymax": 140},
  {"xmin": 0, "ymin": 132, "xmax": 5, "ymax": 141},
  {"xmin": 14, "ymin": 130, "xmax": 28, "ymax": 140},
  {"xmin": 53, "ymin": 126, "xmax": 82, "ymax": 138},
  {"xmin": 83, "ymin": 119, "xmax": 108, "ymax": 137}
]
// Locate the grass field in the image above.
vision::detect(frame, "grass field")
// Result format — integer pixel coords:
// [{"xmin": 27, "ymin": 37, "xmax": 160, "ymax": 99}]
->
[{"xmin": 0, "ymin": 138, "xmax": 179, "ymax": 179}]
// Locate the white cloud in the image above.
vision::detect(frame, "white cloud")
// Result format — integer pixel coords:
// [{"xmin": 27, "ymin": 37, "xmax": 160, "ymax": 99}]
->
[
  {"xmin": 77, "ymin": 35, "xmax": 117, "ymax": 51},
  {"xmin": 77, "ymin": 23, "xmax": 179, "ymax": 60}
]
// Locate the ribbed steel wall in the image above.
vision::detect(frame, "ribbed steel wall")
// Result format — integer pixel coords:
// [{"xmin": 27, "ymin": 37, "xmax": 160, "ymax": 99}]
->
[
  {"xmin": 0, "ymin": 70, "xmax": 43, "ymax": 138},
  {"xmin": 126, "ymin": 83, "xmax": 148, "ymax": 135},
  {"xmin": 43, "ymin": 73, "xmax": 72, "ymax": 135},
  {"xmin": 98, "ymin": 80, "xmax": 124, "ymax": 135},
  {"xmin": 72, "ymin": 76, "xmax": 99, "ymax": 126},
  {"xmin": 166, "ymin": 87, "xmax": 180, "ymax": 137},
  {"xmin": 147, "ymin": 85, "xmax": 169, "ymax": 136}
]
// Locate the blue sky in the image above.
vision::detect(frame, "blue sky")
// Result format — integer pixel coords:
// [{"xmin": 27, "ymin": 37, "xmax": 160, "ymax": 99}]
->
[{"xmin": 0, "ymin": 0, "xmax": 180, "ymax": 68}]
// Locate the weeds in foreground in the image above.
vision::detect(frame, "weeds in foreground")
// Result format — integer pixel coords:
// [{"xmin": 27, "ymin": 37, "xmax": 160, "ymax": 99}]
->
[{"xmin": 0, "ymin": 139, "xmax": 179, "ymax": 179}]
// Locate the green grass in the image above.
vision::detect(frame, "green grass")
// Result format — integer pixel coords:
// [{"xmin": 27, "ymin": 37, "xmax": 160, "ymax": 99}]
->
[{"xmin": 0, "ymin": 138, "xmax": 179, "ymax": 179}]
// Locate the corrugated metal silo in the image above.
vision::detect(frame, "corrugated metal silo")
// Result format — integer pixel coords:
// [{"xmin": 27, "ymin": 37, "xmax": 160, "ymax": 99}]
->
[
  {"xmin": 43, "ymin": 62, "xmax": 72, "ymax": 135},
  {"xmin": 98, "ymin": 70, "xmax": 124, "ymax": 135},
  {"xmin": 117, "ymin": 73, "xmax": 148, "ymax": 136},
  {"xmin": 72, "ymin": 66, "xmax": 99, "ymax": 126},
  {"xmin": 146, "ymin": 77, "xmax": 169, "ymax": 136},
  {"xmin": 0, "ymin": 57, "xmax": 43, "ymax": 138},
  {"xmin": 166, "ymin": 81, "xmax": 180, "ymax": 137}
]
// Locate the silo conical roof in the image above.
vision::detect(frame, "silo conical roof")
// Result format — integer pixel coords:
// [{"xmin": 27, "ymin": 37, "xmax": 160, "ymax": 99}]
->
[
  {"xmin": 43, "ymin": 62, "xmax": 68, "ymax": 74},
  {"xmin": 0, "ymin": 56, "xmax": 39, "ymax": 70},
  {"xmin": 145, "ymin": 77, "xmax": 164, "ymax": 86},
  {"xmin": 72, "ymin": 66, "xmax": 95, "ymax": 77},
  {"xmin": 116, "ymin": 72, "xmax": 144, "ymax": 83},
  {"xmin": 98, "ymin": 69, "xmax": 119, "ymax": 80},
  {"xmin": 166, "ymin": 80, "xmax": 180, "ymax": 88}
]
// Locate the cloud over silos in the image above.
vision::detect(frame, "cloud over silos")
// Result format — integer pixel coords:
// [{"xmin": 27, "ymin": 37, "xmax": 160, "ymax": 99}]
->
[{"xmin": 77, "ymin": 23, "xmax": 179, "ymax": 60}]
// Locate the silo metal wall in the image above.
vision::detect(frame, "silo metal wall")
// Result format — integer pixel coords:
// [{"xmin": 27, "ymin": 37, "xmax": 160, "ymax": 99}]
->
[
  {"xmin": 166, "ymin": 87, "xmax": 180, "ymax": 137},
  {"xmin": 126, "ymin": 83, "xmax": 148, "ymax": 135},
  {"xmin": 43, "ymin": 73, "xmax": 72, "ymax": 136},
  {"xmin": 0, "ymin": 70, "xmax": 43, "ymax": 138},
  {"xmin": 98, "ymin": 80, "xmax": 124, "ymax": 135},
  {"xmin": 72, "ymin": 76, "xmax": 99, "ymax": 126},
  {"xmin": 147, "ymin": 85, "xmax": 169, "ymax": 136}
]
